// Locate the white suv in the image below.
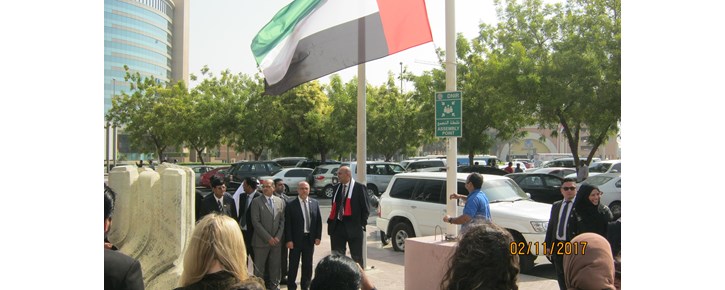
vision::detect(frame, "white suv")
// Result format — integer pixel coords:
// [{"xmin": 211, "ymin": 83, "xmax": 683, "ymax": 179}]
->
[{"xmin": 376, "ymin": 172, "xmax": 551, "ymax": 273}]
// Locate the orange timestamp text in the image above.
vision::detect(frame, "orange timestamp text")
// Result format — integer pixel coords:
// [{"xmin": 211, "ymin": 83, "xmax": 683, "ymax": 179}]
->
[{"xmin": 509, "ymin": 241, "xmax": 588, "ymax": 256}]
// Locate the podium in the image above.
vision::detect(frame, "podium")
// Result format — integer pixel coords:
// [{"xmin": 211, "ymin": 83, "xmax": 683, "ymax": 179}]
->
[{"xmin": 404, "ymin": 235, "xmax": 458, "ymax": 290}]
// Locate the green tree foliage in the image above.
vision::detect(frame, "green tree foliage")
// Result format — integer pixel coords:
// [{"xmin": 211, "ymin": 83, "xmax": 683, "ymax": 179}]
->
[
  {"xmin": 105, "ymin": 66, "xmax": 185, "ymax": 159},
  {"xmin": 490, "ymin": 0, "xmax": 621, "ymax": 165},
  {"xmin": 325, "ymin": 74, "xmax": 358, "ymax": 160},
  {"xmin": 226, "ymin": 74, "xmax": 281, "ymax": 160},
  {"xmin": 368, "ymin": 73, "xmax": 425, "ymax": 161}
]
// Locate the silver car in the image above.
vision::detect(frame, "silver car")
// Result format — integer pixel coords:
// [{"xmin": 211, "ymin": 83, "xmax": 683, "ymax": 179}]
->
[
  {"xmin": 311, "ymin": 162, "xmax": 406, "ymax": 198},
  {"xmin": 258, "ymin": 167, "xmax": 314, "ymax": 194}
]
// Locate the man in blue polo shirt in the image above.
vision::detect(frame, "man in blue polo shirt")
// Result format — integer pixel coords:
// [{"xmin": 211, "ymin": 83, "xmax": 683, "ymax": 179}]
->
[{"xmin": 443, "ymin": 172, "xmax": 491, "ymax": 233}]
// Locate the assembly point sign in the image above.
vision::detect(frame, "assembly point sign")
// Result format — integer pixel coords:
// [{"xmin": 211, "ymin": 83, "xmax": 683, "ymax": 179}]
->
[{"xmin": 435, "ymin": 91, "xmax": 462, "ymax": 137}]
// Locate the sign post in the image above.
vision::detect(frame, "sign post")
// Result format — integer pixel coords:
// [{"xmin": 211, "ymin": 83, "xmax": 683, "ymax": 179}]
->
[{"xmin": 435, "ymin": 91, "xmax": 462, "ymax": 138}]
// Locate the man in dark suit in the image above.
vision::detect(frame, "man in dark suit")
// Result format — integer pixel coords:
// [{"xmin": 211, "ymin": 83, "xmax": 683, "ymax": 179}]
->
[
  {"xmin": 327, "ymin": 166, "xmax": 370, "ymax": 267},
  {"xmin": 104, "ymin": 185, "xmax": 145, "ymax": 290},
  {"xmin": 251, "ymin": 179, "xmax": 286, "ymax": 290},
  {"xmin": 285, "ymin": 181, "xmax": 322, "ymax": 290},
  {"xmin": 234, "ymin": 176, "xmax": 261, "ymax": 261},
  {"xmin": 544, "ymin": 177, "xmax": 579, "ymax": 290},
  {"xmin": 199, "ymin": 176, "xmax": 238, "ymax": 221}
]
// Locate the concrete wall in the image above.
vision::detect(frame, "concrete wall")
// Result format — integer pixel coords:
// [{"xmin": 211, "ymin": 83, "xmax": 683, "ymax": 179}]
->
[{"xmin": 107, "ymin": 163, "xmax": 195, "ymax": 289}]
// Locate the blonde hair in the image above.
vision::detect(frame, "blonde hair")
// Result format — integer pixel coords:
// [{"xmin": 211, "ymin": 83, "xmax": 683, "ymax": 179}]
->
[{"xmin": 178, "ymin": 213, "xmax": 249, "ymax": 286}]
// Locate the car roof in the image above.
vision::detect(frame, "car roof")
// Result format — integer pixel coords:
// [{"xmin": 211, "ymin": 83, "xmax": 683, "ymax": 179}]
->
[{"xmin": 392, "ymin": 172, "xmax": 509, "ymax": 181}]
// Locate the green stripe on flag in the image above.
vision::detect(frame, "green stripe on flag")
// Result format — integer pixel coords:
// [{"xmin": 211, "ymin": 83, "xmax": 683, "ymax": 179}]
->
[{"xmin": 251, "ymin": 0, "xmax": 323, "ymax": 65}]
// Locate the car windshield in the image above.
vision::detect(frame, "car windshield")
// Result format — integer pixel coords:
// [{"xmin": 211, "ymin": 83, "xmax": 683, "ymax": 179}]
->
[
  {"xmin": 480, "ymin": 179, "xmax": 529, "ymax": 202},
  {"xmin": 584, "ymin": 175, "xmax": 615, "ymax": 186},
  {"xmin": 588, "ymin": 162, "xmax": 612, "ymax": 173}
]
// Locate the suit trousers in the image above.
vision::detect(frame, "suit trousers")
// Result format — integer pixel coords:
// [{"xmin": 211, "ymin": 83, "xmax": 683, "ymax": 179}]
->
[
  {"xmin": 287, "ymin": 234, "xmax": 315, "ymax": 290},
  {"xmin": 253, "ymin": 244, "xmax": 282, "ymax": 290},
  {"xmin": 553, "ymin": 250, "xmax": 566, "ymax": 290},
  {"xmin": 242, "ymin": 229, "xmax": 254, "ymax": 261},
  {"xmin": 330, "ymin": 222, "xmax": 364, "ymax": 266}
]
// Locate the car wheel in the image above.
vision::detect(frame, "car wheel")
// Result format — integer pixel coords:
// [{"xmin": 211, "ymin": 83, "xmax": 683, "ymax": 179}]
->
[
  {"xmin": 284, "ymin": 184, "xmax": 290, "ymax": 194},
  {"xmin": 380, "ymin": 230, "xmax": 390, "ymax": 246},
  {"xmin": 320, "ymin": 185, "xmax": 335, "ymax": 199},
  {"xmin": 391, "ymin": 222, "xmax": 415, "ymax": 252},
  {"xmin": 367, "ymin": 184, "xmax": 380, "ymax": 197},
  {"xmin": 609, "ymin": 201, "xmax": 621, "ymax": 219},
  {"xmin": 510, "ymin": 231, "xmax": 535, "ymax": 273}
]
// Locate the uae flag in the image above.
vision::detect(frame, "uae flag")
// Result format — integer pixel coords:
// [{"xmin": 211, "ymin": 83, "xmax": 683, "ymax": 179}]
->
[{"xmin": 251, "ymin": 0, "xmax": 433, "ymax": 95}]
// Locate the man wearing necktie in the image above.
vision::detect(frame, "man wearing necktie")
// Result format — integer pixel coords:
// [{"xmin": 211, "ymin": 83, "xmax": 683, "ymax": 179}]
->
[
  {"xmin": 544, "ymin": 177, "xmax": 579, "ymax": 290},
  {"xmin": 327, "ymin": 166, "xmax": 370, "ymax": 267},
  {"xmin": 199, "ymin": 176, "xmax": 238, "ymax": 221},
  {"xmin": 250, "ymin": 179, "xmax": 286, "ymax": 290},
  {"xmin": 284, "ymin": 181, "xmax": 322, "ymax": 290}
]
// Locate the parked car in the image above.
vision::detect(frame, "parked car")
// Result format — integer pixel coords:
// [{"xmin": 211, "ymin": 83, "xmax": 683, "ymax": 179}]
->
[
  {"xmin": 295, "ymin": 159, "xmax": 341, "ymax": 169},
  {"xmin": 506, "ymin": 173, "xmax": 565, "ymax": 204},
  {"xmin": 272, "ymin": 157, "xmax": 307, "ymax": 168},
  {"xmin": 528, "ymin": 167, "xmax": 576, "ymax": 178},
  {"xmin": 200, "ymin": 166, "xmax": 230, "ymax": 188},
  {"xmin": 542, "ymin": 157, "xmax": 601, "ymax": 168},
  {"xmin": 188, "ymin": 165, "xmax": 216, "ymax": 186},
  {"xmin": 225, "ymin": 161, "xmax": 283, "ymax": 191},
  {"xmin": 512, "ymin": 159, "xmax": 534, "ymax": 169},
  {"xmin": 257, "ymin": 167, "xmax": 314, "ymax": 194},
  {"xmin": 581, "ymin": 173, "xmax": 621, "ymax": 219},
  {"xmin": 404, "ymin": 159, "xmax": 446, "ymax": 172},
  {"xmin": 564, "ymin": 160, "xmax": 621, "ymax": 180},
  {"xmin": 309, "ymin": 164, "xmax": 342, "ymax": 197},
  {"xmin": 310, "ymin": 162, "xmax": 406, "ymax": 198},
  {"xmin": 376, "ymin": 172, "xmax": 551, "ymax": 273},
  {"xmin": 457, "ymin": 165, "xmax": 508, "ymax": 176}
]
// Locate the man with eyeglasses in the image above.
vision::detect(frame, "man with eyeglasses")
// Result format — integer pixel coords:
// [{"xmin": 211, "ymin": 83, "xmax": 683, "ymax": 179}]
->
[
  {"xmin": 443, "ymin": 172, "xmax": 491, "ymax": 234},
  {"xmin": 544, "ymin": 177, "xmax": 579, "ymax": 290}
]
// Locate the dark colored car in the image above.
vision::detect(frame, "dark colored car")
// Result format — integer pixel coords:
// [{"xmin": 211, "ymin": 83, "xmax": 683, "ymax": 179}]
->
[
  {"xmin": 457, "ymin": 165, "xmax": 508, "ymax": 176},
  {"xmin": 505, "ymin": 173, "xmax": 565, "ymax": 204},
  {"xmin": 295, "ymin": 159, "xmax": 340, "ymax": 169},
  {"xmin": 225, "ymin": 161, "xmax": 283, "ymax": 191}
]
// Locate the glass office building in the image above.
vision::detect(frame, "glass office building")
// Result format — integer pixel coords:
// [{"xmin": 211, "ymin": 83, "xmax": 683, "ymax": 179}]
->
[
  {"xmin": 104, "ymin": 0, "xmax": 188, "ymax": 165},
  {"xmin": 104, "ymin": 0, "xmax": 188, "ymax": 113}
]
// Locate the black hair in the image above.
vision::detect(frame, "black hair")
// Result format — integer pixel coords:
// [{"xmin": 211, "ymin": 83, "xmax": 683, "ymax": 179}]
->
[
  {"xmin": 244, "ymin": 176, "xmax": 259, "ymax": 190},
  {"xmin": 562, "ymin": 177, "xmax": 577, "ymax": 183},
  {"xmin": 467, "ymin": 172, "xmax": 484, "ymax": 189},
  {"xmin": 310, "ymin": 254, "xmax": 361, "ymax": 290},
  {"xmin": 273, "ymin": 178, "xmax": 283, "ymax": 185},
  {"xmin": 104, "ymin": 184, "xmax": 116, "ymax": 220},
  {"xmin": 210, "ymin": 176, "xmax": 224, "ymax": 188}
]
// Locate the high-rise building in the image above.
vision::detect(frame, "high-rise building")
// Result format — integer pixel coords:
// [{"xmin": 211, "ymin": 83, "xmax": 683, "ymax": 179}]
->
[
  {"xmin": 104, "ymin": 0, "xmax": 188, "ymax": 113},
  {"xmin": 104, "ymin": 0, "xmax": 188, "ymax": 168}
]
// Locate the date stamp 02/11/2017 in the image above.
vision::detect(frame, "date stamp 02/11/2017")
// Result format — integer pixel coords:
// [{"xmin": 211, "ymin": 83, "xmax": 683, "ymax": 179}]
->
[{"xmin": 509, "ymin": 241, "xmax": 588, "ymax": 256}]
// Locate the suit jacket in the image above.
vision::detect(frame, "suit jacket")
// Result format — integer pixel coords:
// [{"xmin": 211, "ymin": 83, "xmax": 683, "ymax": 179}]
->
[
  {"xmin": 544, "ymin": 199, "xmax": 578, "ymax": 245},
  {"xmin": 250, "ymin": 195, "xmax": 286, "ymax": 247},
  {"xmin": 238, "ymin": 191, "xmax": 261, "ymax": 230},
  {"xmin": 285, "ymin": 197, "xmax": 323, "ymax": 246},
  {"xmin": 200, "ymin": 192, "xmax": 238, "ymax": 221},
  {"xmin": 105, "ymin": 248, "xmax": 145, "ymax": 290},
  {"xmin": 327, "ymin": 181, "xmax": 370, "ymax": 238}
]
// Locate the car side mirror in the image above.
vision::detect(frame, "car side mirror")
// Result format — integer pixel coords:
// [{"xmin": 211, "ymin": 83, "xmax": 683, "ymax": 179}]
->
[{"xmin": 526, "ymin": 192, "xmax": 531, "ymax": 199}]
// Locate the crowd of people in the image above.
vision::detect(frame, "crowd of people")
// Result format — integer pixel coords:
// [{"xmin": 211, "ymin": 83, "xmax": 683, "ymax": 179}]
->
[{"xmin": 104, "ymin": 169, "xmax": 620, "ymax": 290}]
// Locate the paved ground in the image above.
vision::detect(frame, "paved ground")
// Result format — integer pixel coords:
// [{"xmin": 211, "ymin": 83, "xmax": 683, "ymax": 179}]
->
[{"xmin": 276, "ymin": 202, "xmax": 560, "ymax": 290}]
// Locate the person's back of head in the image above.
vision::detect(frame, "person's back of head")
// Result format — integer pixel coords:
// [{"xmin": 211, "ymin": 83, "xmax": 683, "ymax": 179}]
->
[
  {"xmin": 440, "ymin": 221, "xmax": 519, "ymax": 290},
  {"xmin": 564, "ymin": 233, "xmax": 615, "ymax": 290},
  {"xmin": 508, "ymin": 162, "xmax": 513, "ymax": 166},
  {"xmin": 104, "ymin": 185, "xmax": 116, "ymax": 234},
  {"xmin": 467, "ymin": 172, "xmax": 484, "ymax": 189},
  {"xmin": 244, "ymin": 176, "xmax": 259, "ymax": 190},
  {"xmin": 179, "ymin": 213, "xmax": 251, "ymax": 287},
  {"xmin": 310, "ymin": 254, "xmax": 361, "ymax": 290}
]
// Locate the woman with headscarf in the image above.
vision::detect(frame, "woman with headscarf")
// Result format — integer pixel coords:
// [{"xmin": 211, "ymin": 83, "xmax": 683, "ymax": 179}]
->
[
  {"xmin": 572, "ymin": 184, "xmax": 613, "ymax": 237},
  {"xmin": 564, "ymin": 233, "xmax": 617, "ymax": 290}
]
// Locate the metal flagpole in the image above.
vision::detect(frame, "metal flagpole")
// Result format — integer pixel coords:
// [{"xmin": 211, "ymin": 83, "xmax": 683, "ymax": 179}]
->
[{"xmin": 445, "ymin": 0, "xmax": 458, "ymax": 237}]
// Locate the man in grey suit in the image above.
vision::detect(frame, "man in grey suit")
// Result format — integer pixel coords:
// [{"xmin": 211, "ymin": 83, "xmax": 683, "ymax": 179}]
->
[{"xmin": 251, "ymin": 179, "xmax": 286, "ymax": 290}]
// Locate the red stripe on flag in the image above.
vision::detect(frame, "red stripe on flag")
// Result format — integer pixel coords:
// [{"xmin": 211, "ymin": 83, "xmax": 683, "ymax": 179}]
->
[{"xmin": 376, "ymin": 0, "xmax": 432, "ymax": 54}]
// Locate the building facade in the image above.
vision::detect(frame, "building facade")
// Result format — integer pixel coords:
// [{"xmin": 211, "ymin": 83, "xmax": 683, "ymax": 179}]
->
[{"xmin": 104, "ymin": 0, "xmax": 189, "ymax": 166}]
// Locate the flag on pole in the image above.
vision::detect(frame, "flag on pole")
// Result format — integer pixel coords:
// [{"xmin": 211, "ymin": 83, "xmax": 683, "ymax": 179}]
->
[{"xmin": 251, "ymin": 0, "xmax": 433, "ymax": 95}]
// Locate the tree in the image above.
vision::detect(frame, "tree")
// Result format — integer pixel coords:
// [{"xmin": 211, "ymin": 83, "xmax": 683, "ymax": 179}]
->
[
  {"xmin": 325, "ymin": 74, "xmax": 358, "ymax": 160},
  {"xmin": 368, "ymin": 73, "xmax": 425, "ymax": 161},
  {"xmin": 490, "ymin": 0, "xmax": 621, "ymax": 166},
  {"xmin": 226, "ymin": 74, "xmax": 281, "ymax": 160},
  {"xmin": 105, "ymin": 66, "xmax": 185, "ymax": 160},
  {"xmin": 275, "ymin": 81, "xmax": 336, "ymax": 160}
]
